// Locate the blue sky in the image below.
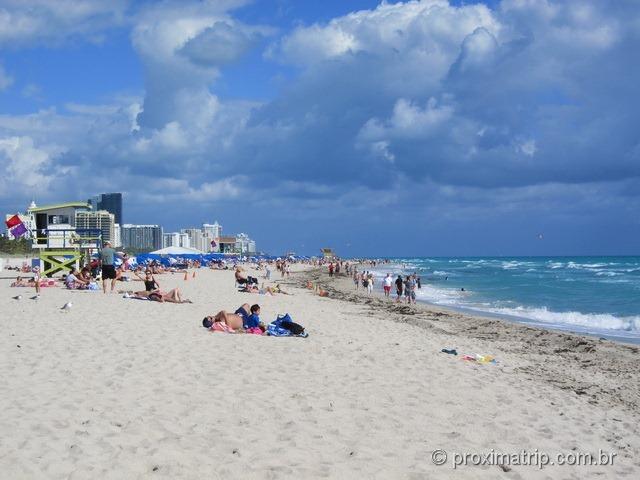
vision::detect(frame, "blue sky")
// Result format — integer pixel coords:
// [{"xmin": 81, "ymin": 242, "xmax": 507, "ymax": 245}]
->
[{"xmin": 1, "ymin": 0, "xmax": 639, "ymax": 256}]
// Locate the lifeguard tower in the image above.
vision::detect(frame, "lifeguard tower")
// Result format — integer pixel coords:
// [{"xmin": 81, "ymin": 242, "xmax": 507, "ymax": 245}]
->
[
  {"xmin": 29, "ymin": 202, "xmax": 103, "ymax": 276},
  {"xmin": 320, "ymin": 248, "xmax": 336, "ymax": 260}
]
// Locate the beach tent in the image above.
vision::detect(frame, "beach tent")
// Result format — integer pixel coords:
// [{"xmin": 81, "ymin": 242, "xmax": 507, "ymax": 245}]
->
[{"xmin": 149, "ymin": 246, "xmax": 205, "ymax": 255}]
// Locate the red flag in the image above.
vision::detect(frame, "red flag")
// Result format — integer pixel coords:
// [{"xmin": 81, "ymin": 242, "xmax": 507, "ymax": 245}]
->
[{"xmin": 5, "ymin": 214, "xmax": 22, "ymax": 229}]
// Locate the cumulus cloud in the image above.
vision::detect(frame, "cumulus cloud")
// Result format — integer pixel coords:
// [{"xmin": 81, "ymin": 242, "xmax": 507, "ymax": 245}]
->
[
  {"xmin": 0, "ymin": 136, "xmax": 62, "ymax": 193},
  {"xmin": 1, "ymin": 0, "xmax": 639, "ymax": 253}
]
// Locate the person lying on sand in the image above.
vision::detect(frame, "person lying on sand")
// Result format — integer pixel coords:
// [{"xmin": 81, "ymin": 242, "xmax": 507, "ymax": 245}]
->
[
  {"xmin": 148, "ymin": 289, "xmax": 192, "ymax": 303},
  {"xmin": 11, "ymin": 276, "xmax": 27, "ymax": 287},
  {"xmin": 128, "ymin": 288, "xmax": 192, "ymax": 303},
  {"xmin": 202, "ymin": 303, "xmax": 264, "ymax": 334}
]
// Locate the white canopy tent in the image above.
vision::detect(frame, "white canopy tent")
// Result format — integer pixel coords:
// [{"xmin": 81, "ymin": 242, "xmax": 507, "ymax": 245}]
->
[{"xmin": 149, "ymin": 246, "xmax": 205, "ymax": 255}]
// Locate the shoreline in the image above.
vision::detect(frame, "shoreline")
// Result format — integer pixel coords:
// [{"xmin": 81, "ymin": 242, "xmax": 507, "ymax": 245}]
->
[
  {"xmin": 293, "ymin": 267, "xmax": 640, "ymax": 415},
  {"xmin": 359, "ymin": 260, "xmax": 640, "ymax": 346}
]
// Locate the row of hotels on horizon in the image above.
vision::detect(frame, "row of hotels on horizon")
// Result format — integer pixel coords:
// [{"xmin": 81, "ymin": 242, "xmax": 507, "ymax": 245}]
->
[{"xmin": 3, "ymin": 193, "xmax": 257, "ymax": 255}]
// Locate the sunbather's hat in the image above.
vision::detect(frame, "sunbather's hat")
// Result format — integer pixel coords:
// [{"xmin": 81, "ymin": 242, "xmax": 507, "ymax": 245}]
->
[
  {"xmin": 104, "ymin": 241, "xmax": 112, "ymax": 246},
  {"xmin": 202, "ymin": 317, "xmax": 213, "ymax": 328}
]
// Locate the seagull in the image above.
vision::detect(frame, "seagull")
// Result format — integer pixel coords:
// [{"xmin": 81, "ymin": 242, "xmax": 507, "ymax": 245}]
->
[
  {"xmin": 61, "ymin": 302, "xmax": 73, "ymax": 311},
  {"xmin": 30, "ymin": 295, "xmax": 40, "ymax": 300},
  {"xmin": 12, "ymin": 295, "xmax": 22, "ymax": 300}
]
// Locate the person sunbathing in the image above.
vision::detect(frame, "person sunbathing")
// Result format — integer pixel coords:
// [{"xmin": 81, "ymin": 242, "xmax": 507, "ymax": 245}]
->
[
  {"xmin": 202, "ymin": 303, "xmax": 264, "ymax": 333},
  {"xmin": 202, "ymin": 303, "xmax": 251, "ymax": 333},
  {"xmin": 11, "ymin": 276, "xmax": 27, "ymax": 287},
  {"xmin": 134, "ymin": 270, "xmax": 160, "ymax": 295},
  {"xmin": 146, "ymin": 288, "xmax": 192, "ymax": 303},
  {"xmin": 235, "ymin": 267, "xmax": 257, "ymax": 286}
]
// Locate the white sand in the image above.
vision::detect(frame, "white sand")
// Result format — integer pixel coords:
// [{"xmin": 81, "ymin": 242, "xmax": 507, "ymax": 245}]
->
[{"xmin": 0, "ymin": 264, "xmax": 638, "ymax": 479}]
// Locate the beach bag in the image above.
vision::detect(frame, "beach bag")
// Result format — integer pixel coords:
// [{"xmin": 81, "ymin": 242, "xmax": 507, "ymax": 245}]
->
[{"xmin": 268, "ymin": 314, "xmax": 307, "ymax": 337}]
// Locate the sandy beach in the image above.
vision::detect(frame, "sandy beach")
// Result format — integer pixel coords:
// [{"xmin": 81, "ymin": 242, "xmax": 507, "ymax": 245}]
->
[{"xmin": 1, "ymin": 263, "xmax": 639, "ymax": 479}]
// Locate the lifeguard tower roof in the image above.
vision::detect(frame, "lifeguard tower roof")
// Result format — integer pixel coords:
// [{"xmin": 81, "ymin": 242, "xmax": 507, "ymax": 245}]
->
[{"xmin": 28, "ymin": 202, "xmax": 90, "ymax": 212}]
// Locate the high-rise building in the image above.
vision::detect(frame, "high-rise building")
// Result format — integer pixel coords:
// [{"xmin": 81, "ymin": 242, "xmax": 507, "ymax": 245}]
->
[
  {"xmin": 88, "ymin": 193, "xmax": 123, "ymax": 225},
  {"xmin": 202, "ymin": 222, "xmax": 222, "ymax": 239},
  {"xmin": 182, "ymin": 228, "xmax": 209, "ymax": 252},
  {"xmin": 113, "ymin": 223, "xmax": 122, "ymax": 248},
  {"xmin": 75, "ymin": 210, "xmax": 115, "ymax": 245},
  {"xmin": 235, "ymin": 233, "xmax": 257, "ymax": 254},
  {"xmin": 163, "ymin": 232, "xmax": 190, "ymax": 249},
  {"xmin": 121, "ymin": 224, "xmax": 163, "ymax": 251}
]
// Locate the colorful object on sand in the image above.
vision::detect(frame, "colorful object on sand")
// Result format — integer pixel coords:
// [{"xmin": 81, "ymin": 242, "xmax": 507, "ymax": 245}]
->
[{"xmin": 461, "ymin": 353, "xmax": 497, "ymax": 364}]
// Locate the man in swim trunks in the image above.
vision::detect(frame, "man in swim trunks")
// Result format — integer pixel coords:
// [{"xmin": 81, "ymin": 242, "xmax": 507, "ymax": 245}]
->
[
  {"xmin": 202, "ymin": 303, "xmax": 250, "ymax": 331},
  {"xmin": 383, "ymin": 273, "xmax": 392, "ymax": 298}
]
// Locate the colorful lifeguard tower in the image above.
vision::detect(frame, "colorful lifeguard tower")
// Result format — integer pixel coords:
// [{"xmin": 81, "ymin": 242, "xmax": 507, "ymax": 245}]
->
[
  {"xmin": 29, "ymin": 202, "xmax": 103, "ymax": 276},
  {"xmin": 320, "ymin": 248, "xmax": 336, "ymax": 259}
]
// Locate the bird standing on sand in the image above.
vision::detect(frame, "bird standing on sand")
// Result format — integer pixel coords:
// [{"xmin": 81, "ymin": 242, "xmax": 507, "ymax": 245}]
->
[
  {"xmin": 61, "ymin": 302, "xmax": 73, "ymax": 311},
  {"xmin": 12, "ymin": 295, "xmax": 22, "ymax": 300}
]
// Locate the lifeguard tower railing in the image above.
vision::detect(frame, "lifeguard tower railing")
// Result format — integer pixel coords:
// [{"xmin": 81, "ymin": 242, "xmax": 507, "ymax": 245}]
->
[{"xmin": 32, "ymin": 228, "xmax": 102, "ymax": 276}]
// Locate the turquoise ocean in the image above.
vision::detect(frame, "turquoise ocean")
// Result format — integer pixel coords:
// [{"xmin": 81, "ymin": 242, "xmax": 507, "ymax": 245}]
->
[{"xmin": 370, "ymin": 256, "xmax": 640, "ymax": 343}]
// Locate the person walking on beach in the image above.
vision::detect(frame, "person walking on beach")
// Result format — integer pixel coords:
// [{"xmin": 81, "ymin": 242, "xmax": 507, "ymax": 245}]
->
[
  {"xmin": 383, "ymin": 273, "xmax": 392, "ymax": 298},
  {"xmin": 100, "ymin": 241, "xmax": 118, "ymax": 294},
  {"xmin": 395, "ymin": 275, "xmax": 404, "ymax": 303},
  {"xmin": 405, "ymin": 275, "xmax": 417, "ymax": 305},
  {"xmin": 328, "ymin": 262, "xmax": 334, "ymax": 277},
  {"xmin": 353, "ymin": 270, "xmax": 360, "ymax": 289},
  {"xmin": 367, "ymin": 272, "xmax": 374, "ymax": 294}
]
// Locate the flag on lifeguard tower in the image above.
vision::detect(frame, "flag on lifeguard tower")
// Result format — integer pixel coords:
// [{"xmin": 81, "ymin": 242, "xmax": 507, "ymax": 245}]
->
[{"xmin": 5, "ymin": 215, "xmax": 27, "ymax": 238}]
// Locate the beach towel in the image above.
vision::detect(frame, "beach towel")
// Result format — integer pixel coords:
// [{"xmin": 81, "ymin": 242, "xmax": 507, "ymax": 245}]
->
[{"xmin": 210, "ymin": 322, "xmax": 236, "ymax": 333}]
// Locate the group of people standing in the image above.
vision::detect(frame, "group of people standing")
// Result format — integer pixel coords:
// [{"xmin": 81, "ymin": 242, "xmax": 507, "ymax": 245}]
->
[
  {"xmin": 391, "ymin": 274, "xmax": 420, "ymax": 304},
  {"xmin": 347, "ymin": 267, "xmax": 421, "ymax": 304},
  {"xmin": 352, "ymin": 270, "xmax": 375, "ymax": 293}
]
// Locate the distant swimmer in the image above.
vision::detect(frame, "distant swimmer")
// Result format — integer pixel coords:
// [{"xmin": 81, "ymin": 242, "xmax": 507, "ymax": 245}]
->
[{"xmin": 460, "ymin": 287, "xmax": 465, "ymax": 292}]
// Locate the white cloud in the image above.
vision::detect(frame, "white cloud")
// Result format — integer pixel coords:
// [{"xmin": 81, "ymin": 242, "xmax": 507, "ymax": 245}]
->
[
  {"xmin": 0, "ymin": 136, "xmax": 61, "ymax": 193},
  {"xmin": 360, "ymin": 97, "xmax": 454, "ymax": 142},
  {"xmin": 0, "ymin": 0, "xmax": 129, "ymax": 46},
  {"xmin": 269, "ymin": 0, "xmax": 499, "ymax": 67}
]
